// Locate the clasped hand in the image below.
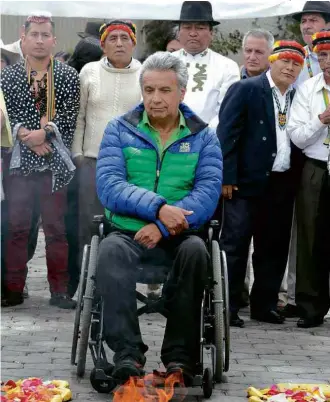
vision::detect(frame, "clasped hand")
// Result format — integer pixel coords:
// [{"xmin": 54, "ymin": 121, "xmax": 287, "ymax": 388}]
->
[
  {"xmin": 134, "ymin": 205, "xmax": 194, "ymax": 249},
  {"xmin": 18, "ymin": 124, "xmax": 52, "ymax": 157},
  {"xmin": 319, "ymin": 106, "xmax": 330, "ymax": 125}
]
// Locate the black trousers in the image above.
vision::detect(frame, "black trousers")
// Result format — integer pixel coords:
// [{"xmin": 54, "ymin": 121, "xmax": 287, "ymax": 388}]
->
[
  {"xmin": 66, "ymin": 171, "xmax": 80, "ymax": 297},
  {"xmin": 220, "ymin": 172, "xmax": 294, "ymax": 313},
  {"xmin": 295, "ymin": 158, "xmax": 330, "ymax": 319},
  {"xmin": 96, "ymin": 231, "xmax": 208, "ymax": 369}
]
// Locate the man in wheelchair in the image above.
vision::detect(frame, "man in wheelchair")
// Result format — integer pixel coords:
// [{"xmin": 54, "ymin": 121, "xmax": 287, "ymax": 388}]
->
[{"xmin": 95, "ymin": 51, "xmax": 223, "ymax": 384}]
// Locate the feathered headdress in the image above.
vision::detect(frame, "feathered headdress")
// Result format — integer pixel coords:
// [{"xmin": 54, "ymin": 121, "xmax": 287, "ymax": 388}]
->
[
  {"xmin": 99, "ymin": 20, "xmax": 137, "ymax": 46},
  {"xmin": 269, "ymin": 40, "xmax": 306, "ymax": 66},
  {"xmin": 312, "ymin": 30, "xmax": 330, "ymax": 53}
]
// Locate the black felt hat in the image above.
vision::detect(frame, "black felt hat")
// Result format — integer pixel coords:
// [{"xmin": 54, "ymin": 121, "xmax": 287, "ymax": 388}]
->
[
  {"xmin": 291, "ymin": 1, "xmax": 330, "ymax": 22},
  {"xmin": 176, "ymin": 1, "xmax": 220, "ymax": 26},
  {"xmin": 77, "ymin": 21, "xmax": 105, "ymax": 38}
]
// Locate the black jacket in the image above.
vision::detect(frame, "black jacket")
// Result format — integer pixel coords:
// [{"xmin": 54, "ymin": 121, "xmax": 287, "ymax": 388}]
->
[{"xmin": 217, "ymin": 72, "xmax": 304, "ymax": 197}]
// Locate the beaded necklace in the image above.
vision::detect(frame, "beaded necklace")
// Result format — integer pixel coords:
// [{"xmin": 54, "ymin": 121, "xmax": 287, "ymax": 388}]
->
[
  {"xmin": 306, "ymin": 52, "xmax": 314, "ymax": 78},
  {"xmin": 272, "ymin": 88, "xmax": 290, "ymax": 130},
  {"xmin": 25, "ymin": 56, "xmax": 55, "ymax": 121}
]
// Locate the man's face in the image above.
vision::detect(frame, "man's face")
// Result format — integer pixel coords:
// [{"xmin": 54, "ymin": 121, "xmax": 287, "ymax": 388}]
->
[
  {"xmin": 243, "ymin": 36, "xmax": 271, "ymax": 76},
  {"xmin": 178, "ymin": 22, "xmax": 212, "ymax": 55},
  {"xmin": 300, "ymin": 13, "xmax": 328, "ymax": 47},
  {"xmin": 166, "ymin": 39, "xmax": 182, "ymax": 53},
  {"xmin": 142, "ymin": 70, "xmax": 186, "ymax": 122},
  {"xmin": 270, "ymin": 58, "xmax": 302, "ymax": 88},
  {"xmin": 102, "ymin": 29, "xmax": 135, "ymax": 68},
  {"xmin": 317, "ymin": 49, "xmax": 330, "ymax": 80},
  {"xmin": 22, "ymin": 22, "xmax": 56, "ymax": 59}
]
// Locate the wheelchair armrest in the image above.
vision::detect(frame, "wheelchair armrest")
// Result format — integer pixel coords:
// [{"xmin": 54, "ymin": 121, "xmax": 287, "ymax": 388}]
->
[
  {"xmin": 209, "ymin": 220, "xmax": 220, "ymax": 229},
  {"xmin": 92, "ymin": 215, "xmax": 105, "ymax": 237},
  {"xmin": 92, "ymin": 215, "xmax": 104, "ymax": 225}
]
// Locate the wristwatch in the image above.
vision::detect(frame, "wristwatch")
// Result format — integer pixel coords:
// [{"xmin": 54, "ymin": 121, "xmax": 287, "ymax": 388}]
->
[{"xmin": 43, "ymin": 125, "xmax": 54, "ymax": 142}]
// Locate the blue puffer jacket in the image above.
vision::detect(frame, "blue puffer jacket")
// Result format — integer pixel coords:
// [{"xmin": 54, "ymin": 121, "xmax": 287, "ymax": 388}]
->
[{"xmin": 96, "ymin": 102, "xmax": 223, "ymax": 236}]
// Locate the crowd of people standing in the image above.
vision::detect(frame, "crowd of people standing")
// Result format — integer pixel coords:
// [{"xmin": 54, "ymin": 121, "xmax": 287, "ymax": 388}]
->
[{"xmin": 0, "ymin": 1, "xmax": 329, "ymax": 331}]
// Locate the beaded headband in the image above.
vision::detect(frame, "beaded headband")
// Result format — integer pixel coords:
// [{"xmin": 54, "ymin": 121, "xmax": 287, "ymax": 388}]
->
[
  {"xmin": 268, "ymin": 40, "xmax": 306, "ymax": 66},
  {"xmin": 99, "ymin": 20, "xmax": 137, "ymax": 45},
  {"xmin": 312, "ymin": 31, "xmax": 330, "ymax": 53},
  {"xmin": 26, "ymin": 11, "xmax": 53, "ymax": 24}
]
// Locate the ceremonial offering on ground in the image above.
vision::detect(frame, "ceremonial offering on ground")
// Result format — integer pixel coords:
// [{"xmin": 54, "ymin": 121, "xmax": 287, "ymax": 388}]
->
[
  {"xmin": 247, "ymin": 384, "xmax": 330, "ymax": 402},
  {"xmin": 1, "ymin": 378, "xmax": 72, "ymax": 402}
]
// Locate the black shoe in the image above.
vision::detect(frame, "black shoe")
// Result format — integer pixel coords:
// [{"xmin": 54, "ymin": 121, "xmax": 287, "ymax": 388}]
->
[
  {"xmin": 251, "ymin": 310, "xmax": 285, "ymax": 324},
  {"xmin": 112, "ymin": 358, "xmax": 144, "ymax": 383},
  {"xmin": 1, "ymin": 290, "xmax": 24, "ymax": 307},
  {"xmin": 280, "ymin": 303, "xmax": 299, "ymax": 318},
  {"xmin": 49, "ymin": 293, "xmax": 77, "ymax": 309},
  {"xmin": 166, "ymin": 362, "xmax": 194, "ymax": 387},
  {"xmin": 297, "ymin": 316, "xmax": 324, "ymax": 328},
  {"xmin": 230, "ymin": 311, "xmax": 245, "ymax": 327}
]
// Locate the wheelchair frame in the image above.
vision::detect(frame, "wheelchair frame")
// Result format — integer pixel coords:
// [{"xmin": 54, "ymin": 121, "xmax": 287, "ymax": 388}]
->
[{"xmin": 71, "ymin": 216, "xmax": 230, "ymax": 399}]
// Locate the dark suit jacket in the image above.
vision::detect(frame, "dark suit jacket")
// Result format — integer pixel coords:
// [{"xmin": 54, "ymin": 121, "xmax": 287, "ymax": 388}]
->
[{"xmin": 217, "ymin": 72, "xmax": 304, "ymax": 197}]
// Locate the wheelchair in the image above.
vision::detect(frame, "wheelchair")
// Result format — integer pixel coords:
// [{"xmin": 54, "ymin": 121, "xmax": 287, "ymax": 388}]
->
[{"xmin": 71, "ymin": 214, "xmax": 230, "ymax": 399}]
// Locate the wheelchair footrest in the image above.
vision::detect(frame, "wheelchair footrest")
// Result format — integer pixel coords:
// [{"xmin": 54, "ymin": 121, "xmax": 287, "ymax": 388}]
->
[{"xmin": 137, "ymin": 300, "xmax": 169, "ymax": 318}]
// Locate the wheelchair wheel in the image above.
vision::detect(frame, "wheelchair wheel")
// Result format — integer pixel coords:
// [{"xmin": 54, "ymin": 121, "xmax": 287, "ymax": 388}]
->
[
  {"xmin": 76, "ymin": 235, "xmax": 99, "ymax": 377},
  {"xmin": 221, "ymin": 250, "xmax": 230, "ymax": 372},
  {"xmin": 202, "ymin": 367, "xmax": 213, "ymax": 399},
  {"xmin": 212, "ymin": 240, "xmax": 224, "ymax": 383},
  {"xmin": 90, "ymin": 368, "xmax": 116, "ymax": 394},
  {"xmin": 71, "ymin": 244, "xmax": 90, "ymax": 366}
]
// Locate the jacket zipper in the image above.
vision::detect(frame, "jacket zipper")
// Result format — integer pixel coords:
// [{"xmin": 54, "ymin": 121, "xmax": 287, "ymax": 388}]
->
[
  {"xmin": 118, "ymin": 118, "xmax": 201, "ymax": 193},
  {"xmin": 154, "ymin": 151, "xmax": 164, "ymax": 192}
]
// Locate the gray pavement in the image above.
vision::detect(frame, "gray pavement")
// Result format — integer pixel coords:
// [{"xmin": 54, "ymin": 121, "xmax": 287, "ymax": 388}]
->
[{"xmin": 1, "ymin": 231, "xmax": 329, "ymax": 401}]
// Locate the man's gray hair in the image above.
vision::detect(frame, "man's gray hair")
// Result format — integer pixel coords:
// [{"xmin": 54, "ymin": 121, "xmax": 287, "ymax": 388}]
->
[
  {"xmin": 242, "ymin": 29, "xmax": 274, "ymax": 50},
  {"xmin": 140, "ymin": 51, "xmax": 188, "ymax": 90}
]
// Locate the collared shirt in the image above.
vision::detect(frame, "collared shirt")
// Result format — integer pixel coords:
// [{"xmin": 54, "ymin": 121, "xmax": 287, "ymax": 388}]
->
[
  {"xmin": 137, "ymin": 110, "xmax": 190, "ymax": 154},
  {"xmin": 287, "ymin": 72, "xmax": 329, "ymax": 162},
  {"xmin": 173, "ymin": 48, "xmax": 240, "ymax": 128},
  {"xmin": 240, "ymin": 66, "xmax": 250, "ymax": 80},
  {"xmin": 240, "ymin": 66, "xmax": 269, "ymax": 80},
  {"xmin": 295, "ymin": 45, "xmax": 321, "ymax": 87},
  {"xmin": 266, "ymin": 70, "xmax": 292, "ymax": 172}
]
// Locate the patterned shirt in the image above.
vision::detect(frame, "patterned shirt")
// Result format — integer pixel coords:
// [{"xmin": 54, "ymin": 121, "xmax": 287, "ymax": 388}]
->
[{"xmin": 1, "ymin": 59, "xmax": 80, "ymax": 191}]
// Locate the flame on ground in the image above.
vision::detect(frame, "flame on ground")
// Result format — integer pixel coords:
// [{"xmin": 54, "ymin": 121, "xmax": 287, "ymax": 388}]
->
[{"xmin": 113, "ymin": 371, "xmax": 187, "ymax": 402}]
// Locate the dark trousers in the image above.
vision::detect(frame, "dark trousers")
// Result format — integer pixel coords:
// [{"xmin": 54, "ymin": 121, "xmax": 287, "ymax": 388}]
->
[
  {"xmin": 295, "ymin": 158, "xmax": 330, "ymax": 319},
  {"xmin": 96, "ymin": 231, "xmax": 208, "ymax": 369},
  {"xmin": 78, "ymin": 157, "xmax": 103, "ymax": 262},
  {"xmin": 5, "ymin": 172, "xmax": 69, "ymax": 294},
  {"xmin": 1, "ymin": 152, "xmax": 39, "ymax": 291},
  {"xmin": 66, "ymin": 171, "xmax": 80, "ymax": 297},
  {"xmin": 67, "ymin": 157, "xmax": 103, "ymax": 297},
  {"xmin": 221, "ymin": 172, "xmax": 294, "ymax": 313}
]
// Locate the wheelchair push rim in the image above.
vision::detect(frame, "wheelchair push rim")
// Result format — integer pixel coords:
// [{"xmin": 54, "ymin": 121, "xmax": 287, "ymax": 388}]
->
[
  {"xmin": 221, "ymin": 250, "xmax": 230, "ymax": 372},
  {"xmin": 71, "ymin": 244, "xmax": 90, "ymax": 366},
  {"xmin": 211, "ymin": 240, "xmax": 225, "ymax": 383},
  {"xmin": 76, "ymin": 235, "xmax": 99, "ymax": 377}
]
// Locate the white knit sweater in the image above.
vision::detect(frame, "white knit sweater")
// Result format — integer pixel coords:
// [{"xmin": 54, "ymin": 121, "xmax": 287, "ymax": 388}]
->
[{"xmin": 72, "ymin": 57, "xmax": 141, "ymax": 159}]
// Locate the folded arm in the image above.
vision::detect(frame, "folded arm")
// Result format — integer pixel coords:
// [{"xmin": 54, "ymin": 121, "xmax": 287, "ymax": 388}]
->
[
  {"xmin": 172, "ymin": 129, "xmax": 223, "ymax": 229},
  {"xmin": 287, "ymin": 86, "xmax": 327, "ymax": 149}
]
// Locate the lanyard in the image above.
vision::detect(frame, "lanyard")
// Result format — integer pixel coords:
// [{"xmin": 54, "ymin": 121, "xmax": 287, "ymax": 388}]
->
[
  {"xmin": 306, "ymin": 52, "xmax": 314, "ymax": 78},
  {"xmin": 272, "ymin": 88, "xmax": 290, "ymax": 130},
  {"xmin": 322, "ymin": 88, "xmax": 330, "ymax": 147}
]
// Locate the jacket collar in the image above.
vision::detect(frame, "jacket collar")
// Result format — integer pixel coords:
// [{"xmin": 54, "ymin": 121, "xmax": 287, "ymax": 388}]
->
[
  {"xmin": 122, "ymin": 102, "xmax": 208, "ymax": 135},
  {"xmin": 260, "ymin": 72, "xmax": 276, "ymax": 139}
]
